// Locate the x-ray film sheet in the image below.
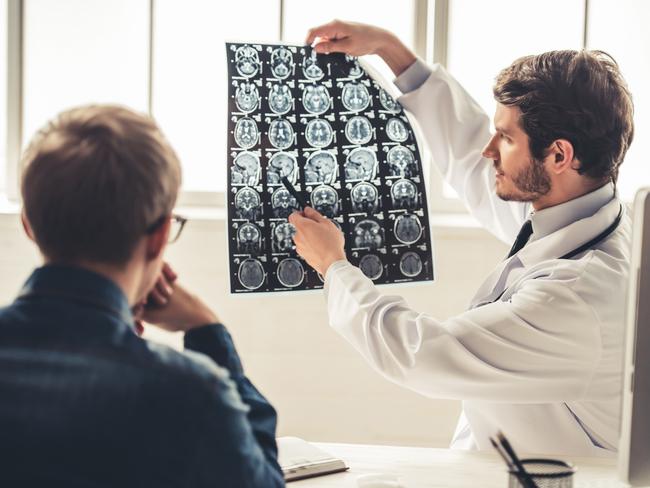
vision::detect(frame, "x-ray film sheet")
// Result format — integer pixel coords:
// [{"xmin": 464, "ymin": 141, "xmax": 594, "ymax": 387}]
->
[{"xmin": 226, "ymin": 42, "xmax": 434, "ymax": 293}]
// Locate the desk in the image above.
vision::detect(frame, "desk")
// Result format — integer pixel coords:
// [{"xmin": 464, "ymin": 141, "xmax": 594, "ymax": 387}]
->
[{"xmin": 293, "ymin": 443, "xmax": 625, "ymax": 488}]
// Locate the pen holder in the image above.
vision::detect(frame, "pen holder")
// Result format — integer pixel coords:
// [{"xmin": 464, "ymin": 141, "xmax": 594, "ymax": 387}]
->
[{"xmin": 508, "ymin": 459, "xmax": 575, "ymax": 488}]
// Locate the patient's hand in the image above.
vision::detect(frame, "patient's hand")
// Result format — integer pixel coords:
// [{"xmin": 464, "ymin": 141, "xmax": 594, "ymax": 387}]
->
[
  {"xmin": 288, "ymin": 207, "xmax": 347, "ymax": 276},
  {"xmin": 135, "ymin": 262, "xmax": 219, "ymax": 333},
  {"xmin": 305, "ymin": 19, "xmax": 415, "ymax": 76}
]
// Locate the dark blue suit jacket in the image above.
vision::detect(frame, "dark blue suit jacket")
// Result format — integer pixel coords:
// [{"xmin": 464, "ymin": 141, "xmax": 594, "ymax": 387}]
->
[{"xmin": 0, "ymin": 265, "xmax": 284, "ymax": 487}]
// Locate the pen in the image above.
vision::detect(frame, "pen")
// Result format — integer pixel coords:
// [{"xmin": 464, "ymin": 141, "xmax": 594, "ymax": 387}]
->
[
  {"xmin": 495, "ymin": 432, "xmax": 538, "ymax": 488},
  {"xmin": 281, "ymin": 176, "xmax": 307, "ymax": 209}
]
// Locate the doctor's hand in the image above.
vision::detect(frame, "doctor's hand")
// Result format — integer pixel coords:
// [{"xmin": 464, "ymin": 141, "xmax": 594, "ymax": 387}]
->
[
  {"xmin": 289, "ymin": 207, "xmax": 347, "ymax": 276},
  {"xmin": 306, "ymin": 19, "xmax": 416, "ymax": 76}
]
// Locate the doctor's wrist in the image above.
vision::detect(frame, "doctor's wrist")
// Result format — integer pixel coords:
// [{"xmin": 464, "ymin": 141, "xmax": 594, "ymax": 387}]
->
[{"xmin": 376, "ymin": 32, "xmax": 416, "ymax": 77}]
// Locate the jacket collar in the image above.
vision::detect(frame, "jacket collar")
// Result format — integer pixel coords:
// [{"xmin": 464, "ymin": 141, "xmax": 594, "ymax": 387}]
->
[
  {"xmin": 18, "ymin": 264, "xmax": 135, "ymax": 329},
  {"xmin": 517, "ymin": 189, "xmax": 622, "ymax": 268}
]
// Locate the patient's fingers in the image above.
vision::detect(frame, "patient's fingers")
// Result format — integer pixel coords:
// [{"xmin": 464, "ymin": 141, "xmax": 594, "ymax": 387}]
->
[{"xmin": 162, "ymin": 262, "xmax": 178, "ymax": 282}]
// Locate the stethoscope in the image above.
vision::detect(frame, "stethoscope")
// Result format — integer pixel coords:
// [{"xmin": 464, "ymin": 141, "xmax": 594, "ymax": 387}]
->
[{"xmin": 487, "ymin": 203, "xmax": 624, "ymax": 305}]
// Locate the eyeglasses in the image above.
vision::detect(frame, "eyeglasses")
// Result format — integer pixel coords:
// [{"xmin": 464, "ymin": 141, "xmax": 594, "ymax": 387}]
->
[{"xmin": 145, "ymin": 213, "xmax": 188, "ymax": 244}]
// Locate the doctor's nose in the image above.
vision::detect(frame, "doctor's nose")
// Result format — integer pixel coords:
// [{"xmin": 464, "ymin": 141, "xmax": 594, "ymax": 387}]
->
[{"xmin": 482, "ymin": 133, "xmax": 499, "ymax": 160}]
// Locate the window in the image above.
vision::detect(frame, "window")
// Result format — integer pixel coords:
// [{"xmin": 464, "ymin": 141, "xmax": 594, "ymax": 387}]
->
[
  {"xmin": 0, "ymin": 0, "xmax": 7, "ymax": 192},
  {"xmin": 587, "ymin": 0, "xmax": 650, "ymax": 200},
  {"xmin": 152, "ymin": 0, "xmax": 280, "ymax": 194},
  {"xmin": 22, "ymin": 0, "xmax": 149, "ymax": 150}
]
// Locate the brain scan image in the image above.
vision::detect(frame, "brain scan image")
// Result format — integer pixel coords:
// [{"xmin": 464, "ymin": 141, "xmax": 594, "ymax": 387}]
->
[
  {"xmin": 267, "ymin": 152, "xmax": 297, "ymax": 185},
  {"xmin": 268, "ymin": 119, "xmax": 294, "ymax": 150},
  {"xmin": 268, "ymin": 84, "xmax": 293, "ymax": 114},
  {"xmin": 231, "ymin": 152, "xmax": 260, "ymax": 186},
  {"xmin": 400, "ymin": 251, "xmax": 423, "ymax": 277},
  {"xmin": 394, "ymin": 214, "xmax": 423, "ymax": 245},
  {"xmin": 238, "ymin": 258, "xmax": 265, "ymax": 290},
  {"xmin": 351, "ymin": 182, "xmax": 379, "ymax": 214},
  {"xmin": 234, "ymin": 187, "xmax": 262, "ymax": 220},
  {"xmin": 387, "ymin": 145, "xmax": 416, "ymax": 176},
  {"xmin": 227, "ymin": 42, "xmax": 434, "ymax": 293},
  {"xmin": 235, "ymin": 45, "xmax": 260, "ymax": 78},
  {"xmin": 310, "ymin": 185, "xmax": 339, "ymax": 218},
  {"xmin": 234, "ymin": 117, "xmax": 259, "ymax": 149},
  {"xmin": 277, "ymin": 258, "xmax": 305, "ymax": 288},
  {"xmin": 342, "ymin": 82, "xmax": 371, "ymax": 112},
  {"xmin": 273, "ymin": 222, "xmax": 296, "ymax": 252},
  {"xmin": 359, "ymin": 254, "xmax": 383, "ymax": 280},
  {"xmin": 271, "ymin": 47, "xmax": 294, "ymax": 79},
  {"xmin": 379, "ymin": 88, "xmax": 401, "ymax": 113},
  {"xmin": 235, "ymin": 82, "xmax": 260, "ymax": 113},
  {"xmin": 271, "ymin": 188, "xmax": 299, "ymax": 218},
  {"xmin": 386, "ymin": 117, "xmax": 409, "ymax": 142},
  {"xmin": 237, "ymin": 223, "xmax": 262, "ymax": 254},
  {"xmin": 305, "ymin": 118, "xmax": 334, "ymax": 148},
  {"xmin": 304, "ymin": 151, "xmax": 337, "ymax": 184},
  {"xmin": 345, "ymin": 116, "xmax": 373, "ymax": 145},
  {"xmin": 302, "ymin": 85, "xmax": 330, "ymax": 115},
  {"xmin": 390, "ymin": 179, "xmax": 418, "ymax": 209},
  {"xmin": 353, "ymin": 219, "xmax": 384, "ymax": 250},
  {"xmin": 344, "ymin": 147, "xmax": 377, "ymax": 181},
  {"xmin": 303, "ymin": 51, "xmax": 324, "ymax": 80}
]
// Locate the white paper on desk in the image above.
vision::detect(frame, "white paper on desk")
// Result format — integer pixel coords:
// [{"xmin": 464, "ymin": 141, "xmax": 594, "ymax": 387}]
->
[{"xmin": 278, "ymin": 436, "xmax": 349, "ymax": 482}]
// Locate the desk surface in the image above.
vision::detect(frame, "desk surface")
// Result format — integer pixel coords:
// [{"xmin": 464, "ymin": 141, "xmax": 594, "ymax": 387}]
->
[{"xmin": 293, "ymin": 443, "xmax": 625, "ymax": 488}]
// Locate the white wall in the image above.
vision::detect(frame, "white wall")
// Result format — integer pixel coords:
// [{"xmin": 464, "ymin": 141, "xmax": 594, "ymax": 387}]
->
[{"xmin": 0, "ymin": 212, "xmax": 507, "ymax": 447}]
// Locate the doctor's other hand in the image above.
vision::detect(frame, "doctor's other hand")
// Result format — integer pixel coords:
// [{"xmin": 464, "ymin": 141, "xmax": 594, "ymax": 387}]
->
[
  {"xmin": 305, "ymin": 19, "xmax": 415, "ymax": 76},
  {"xmin": 289, "ymin": 207, "xmax": 347, "ymax": 276}
]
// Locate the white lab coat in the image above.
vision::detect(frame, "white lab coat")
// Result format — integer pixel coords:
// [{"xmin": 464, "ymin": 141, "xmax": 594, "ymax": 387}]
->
[{"xmin": 324, "ymin": 62, "xmax": 631, "ymax": 457}]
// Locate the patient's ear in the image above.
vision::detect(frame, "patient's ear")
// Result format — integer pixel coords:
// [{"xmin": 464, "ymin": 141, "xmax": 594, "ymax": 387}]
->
[
  {"xmin": 145, "ymin": 218, "xmax": 171, "ymax": 261},
  {"xmin": 21, "ymin": 212, "xmax": 35, "ymax": 242}
]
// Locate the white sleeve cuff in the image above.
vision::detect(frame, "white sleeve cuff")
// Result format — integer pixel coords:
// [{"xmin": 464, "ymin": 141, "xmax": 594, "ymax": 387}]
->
[{"xmin": 394, "ymin": 57, "xmax": 433, "ymax": 94}]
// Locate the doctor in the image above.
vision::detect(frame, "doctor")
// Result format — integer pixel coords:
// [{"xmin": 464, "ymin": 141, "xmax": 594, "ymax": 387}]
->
[{"xmin": 289, "ymin": 20, "xmax": 634, "ymax": 457}]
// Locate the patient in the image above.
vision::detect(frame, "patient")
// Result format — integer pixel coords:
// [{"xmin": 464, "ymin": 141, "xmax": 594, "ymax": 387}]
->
[{"xmin": 0, "ymin": 105, "xmax": 284, "ymax": 487}]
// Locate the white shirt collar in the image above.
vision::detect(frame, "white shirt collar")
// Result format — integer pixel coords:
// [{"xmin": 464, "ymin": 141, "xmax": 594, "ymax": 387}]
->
[{"xmin": 529, "ymin": 183, "xmax": 615, "ymax": 242}]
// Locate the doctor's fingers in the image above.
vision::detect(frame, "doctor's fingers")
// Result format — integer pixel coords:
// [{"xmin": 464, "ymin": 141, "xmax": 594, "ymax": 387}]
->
[
  {"xmin": 305, "ymin": 19, "xmax": 350, "ymax": 45},
  {"xmin": 303, "ymin": 206, "xmax": 327, "ymax": 222},
  {"xmin": 313, "ymin": 37, "xmax": 355, "ymax": 55}
]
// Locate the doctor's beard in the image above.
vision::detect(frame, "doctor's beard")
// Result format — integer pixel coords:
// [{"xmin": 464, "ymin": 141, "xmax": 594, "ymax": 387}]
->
[{"xmin": 495, "ymin": 156, "xmax": 551, "ymax": 202}]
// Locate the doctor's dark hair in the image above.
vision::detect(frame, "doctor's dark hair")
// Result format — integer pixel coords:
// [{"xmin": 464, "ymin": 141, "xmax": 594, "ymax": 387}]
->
[
  {"xmin": 21, "ymin": 105, "xmax": 182, "ymax": 265},
  {"xmin": 493, "ymin": 50, "xmax": 634, "ymax": 184}
]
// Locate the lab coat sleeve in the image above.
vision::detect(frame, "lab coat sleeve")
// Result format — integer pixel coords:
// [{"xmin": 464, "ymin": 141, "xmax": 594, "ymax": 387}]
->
[
  {"xmin": 395, "ymin": 60, "xmax": 530, "ymax": 243},
  {"xmin": 325, "ymin": 261, "xmax": 602, "ymax": 403}
]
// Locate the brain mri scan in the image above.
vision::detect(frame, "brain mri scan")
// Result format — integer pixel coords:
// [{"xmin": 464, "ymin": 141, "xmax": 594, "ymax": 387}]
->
[
  {"xmin": 271, "ymin": 47, "xmax": 294, "ymax": 79},
  {"xmin": 390, "ymin": 178, "xmax": 418, "ymax": 209},
  {"xmin": 386, "ymin": 117, "xmax": 409, "ymax": 142},
  {"xmin": 304, "ymin": 150, "xmax": 337, "ymax": 184},
  {"xmin": 235, "ymin": 82, "xmax": 260, "ymax": 113},
  {"xmin": 344, "ymin": 147, "xmax": 377, "ymax": 181},
  {"xmin": 387, "ymin": 145, "xmax": 416, "ymax": 176},
  {"xmin": 345, "ymin": 116, "xmax": 373, "ymax": 145},
  {"xmin": 303, "ymin": 51, "xmax": 324, "ymax": 80},
  {"xmin": 268, "ymin": 119, "xmax": 294, "ymax": 150},
  {"xmin": 305, "ymin": 118, "xmax": 334, "ymax": 148},
  {"xmin": 277, "ymin": 258, "xmax": 305, "ymax": 287},
  {"xmin": 379, "ymin": 88, "xmax": 401, "ymax": 113},
  {"xmin": 238, "ymin": 258, "xmax": 265, "ymax": 290},
  {"xmin": 267, "ymin": 152, "xmax": 297, "ymax": 185},
  {"xmin": 234, "ymin": 187, "xmax": 262, "ymax": 221},
  {"xmin": 399, "ymin": 251, "xmax": 423, "ymax": 277},
  {"xmin": 268, "ymin": 84, "xmax": 293, "ymax": 114},
  {"xmin": 353, "ymin": 219, "xmax": 384, "ymax": 250},
  {"xmin": 272, "ymin": 188, "xmax": 299, "ymax": 218},
  {"xmin": 235, "ymin": 45, "xmax": 260, "ymax": 78},
  {"xmin": 231, "ymin": 151, "xmax": 260, "ymax": 186},
  {"xmin": 227, "ymin": 42, "xmax": 433, "ymax": 293},
  {"xmin": 273, "ymin": 222, "xmax": 296, "ymax": 252},
  {"xmin": 237, "ymin": 223, "xmax": 262, "ymax": 254},
  {"xmin": 359, "ymin": 254, "xmax": 383, "ymax": 280},
  {"xmin": 342, "ymin": 82, "xmax": 371, "ymax": 112},
  {"xmin": 234, "ymin": 117, "xmax": 259, "ymax": 149},
  {"xmin": 302, "ymin": 84, "xmax": 330, "ymax": 115},
  {"xmin": 310, "ymin": 185, "xmax": 339, "ymax": 218},
  {"xmin": 394, "ymin": 214, "xmax": 423, "ymax": 244},
  {"xmin": 351, "ymin": 182, "xmax": 379, "ymax": 214}
]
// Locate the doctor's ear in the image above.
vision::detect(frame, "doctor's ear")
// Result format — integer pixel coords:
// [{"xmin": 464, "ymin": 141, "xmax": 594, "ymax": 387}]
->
[
  {"xmin": 21, "ymin": 212, "xmax": 35, "ymax": 242},
  {"xmin": 547, "ymin": 139, "xmax": 575, "ymax": 175}
]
